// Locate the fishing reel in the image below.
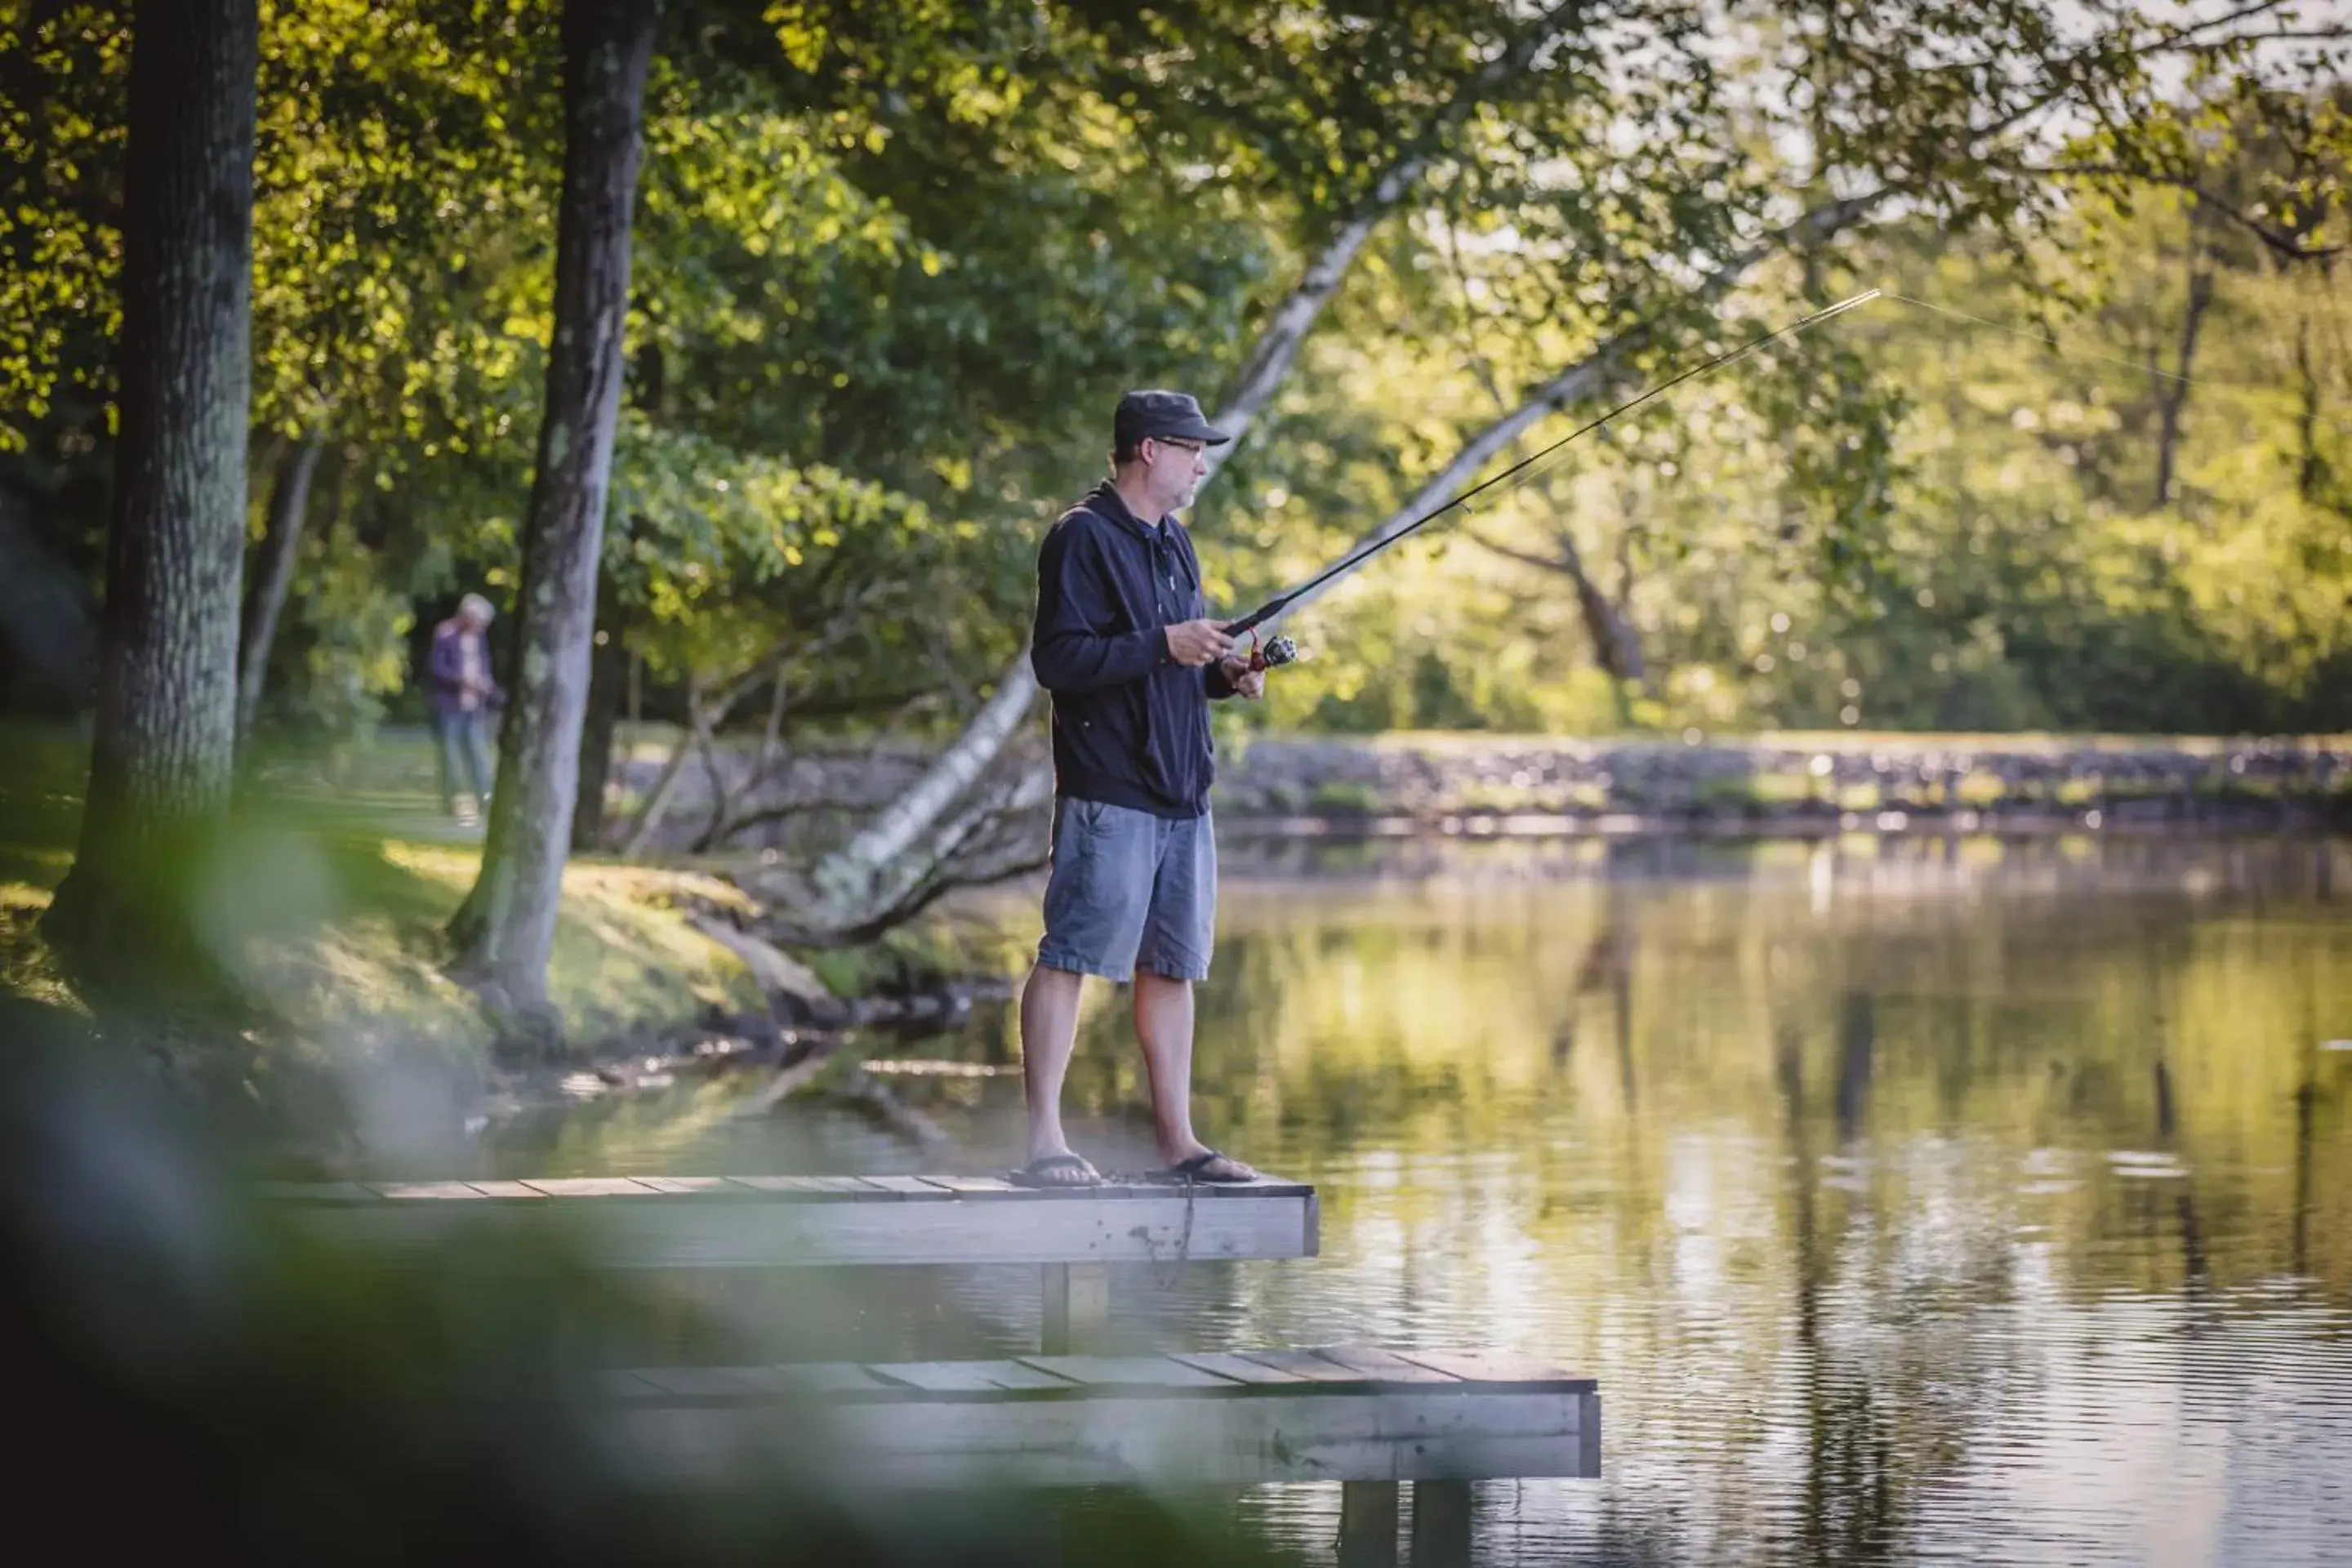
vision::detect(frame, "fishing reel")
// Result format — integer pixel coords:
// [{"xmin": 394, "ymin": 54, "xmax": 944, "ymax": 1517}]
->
[{"xmin": 1246, "ymin": 632, "xmax": 1299, "ymax": 673}]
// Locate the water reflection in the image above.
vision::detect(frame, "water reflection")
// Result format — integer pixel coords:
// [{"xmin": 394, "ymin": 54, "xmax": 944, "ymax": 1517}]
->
[{"xmin": 533, "ymin": 833, "xmax": 2352, "ymax": 1565}]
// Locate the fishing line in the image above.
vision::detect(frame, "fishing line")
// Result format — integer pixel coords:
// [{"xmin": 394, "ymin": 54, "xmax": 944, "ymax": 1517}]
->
[
  {"xmin": 1886, "ymin": 292, "xmax": 2200, "ymax": 385},
  {"xmin": 1848, "ymin": 320, "xmax": 2352, "ymax": 443},
  {"xmin": 1883, "ymin": 292, "xmax": 2352, "ymax": 416},
  {"xmin": 1228, "ymin": 287, "xmax": 1884, "ymax": 635}
]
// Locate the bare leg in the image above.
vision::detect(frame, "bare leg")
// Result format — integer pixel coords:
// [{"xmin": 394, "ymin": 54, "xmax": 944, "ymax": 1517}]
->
[
  {"xmin": 1131, "ymin": 972, "xmax": 1202, "ymax": 1163},
  {"xmin": 1133, "ymin": 971, "xmax": 1255, "ymax": 1178},
  {"xmin": 1019, "ymin": 963, "xmax": 1094, "ymax": 1178}
]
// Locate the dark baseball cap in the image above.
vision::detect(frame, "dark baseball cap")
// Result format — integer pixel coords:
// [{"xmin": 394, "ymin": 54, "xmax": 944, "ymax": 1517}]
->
[{"xmin": 1115, "ymin": 389, "xmax": 1231, "ymax": 450}]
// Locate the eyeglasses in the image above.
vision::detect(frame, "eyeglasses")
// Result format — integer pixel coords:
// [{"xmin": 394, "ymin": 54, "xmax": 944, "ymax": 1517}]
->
[{"xmin": 1151, "ymin": 438, "xmax": 1205, "ymax": 457}]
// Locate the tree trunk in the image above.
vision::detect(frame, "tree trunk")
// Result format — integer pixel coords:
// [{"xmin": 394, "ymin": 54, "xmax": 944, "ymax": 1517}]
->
[
  {"xmin": 859, "ymin": 760, "xmax": 1054, "ymax": 925},
  {"xmin": 617, "ymin": 655, "xmax": 786, "ymax": 857},
  {"xmin": 694, "ymin": 662, "xmax": 789, "ymax": 853},
  {"xmin": 755, "ymin": 660, "xmax": 789, "ymax": 773},
  {"xmin": 691, "ymin": 707, "xmax": 729, "ymax": 846},
  {"xmin": 618, "ymin": 677, "xmax": 707, "ymax": 859},
  {"xmin": 1197, "ymin": 196, "xmax": 1407, "ymax": 492},
  {"xmin": 235, "ymin": 432, "xmax": 323, "ymax": 739},
  {"xmin": 805, "ymin": 664, "xmax": 1040, "ymax": 920},
  {"xmin": 2150, "ymin": 218, "xmax": 2214, "ymax": 509},
  {"xmin": 44, "ymin": 0, "xmax": 256, "ymax": 971},
  {"xmin": 577, "ymin": 332, "xmax": 658, "ymax": 853},
  {"xmin": 571, "ymin": 612, "xmax": 626, "ymax": 852},
  {"xmin": 2294, "ymin": 308, "xmax": 2327, "ymax": 501},
  {"xmin": 1198, "ymin": 0, "xmax": 1579, "ymax": 489},
  {"xmin": 1468, "ymin": 525, "xmax": 1647, "ymax": 691},
  {"xmin": 448, "ymin": 0, "xmax": 657, "ymax": 1018}
]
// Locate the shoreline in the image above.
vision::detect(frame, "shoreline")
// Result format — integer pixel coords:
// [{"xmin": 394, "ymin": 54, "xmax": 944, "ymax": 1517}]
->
[
  {"xmin": 1207, "ymin": 731, "xmax": 2352, "ymax": 836},
  {"xmin": 1214, "ymin": 800, "xmax": 2345, "ymax": 841},
  {"xmin": 590, "ymin": 725, "xmax": 2352, "ymax": 860}
]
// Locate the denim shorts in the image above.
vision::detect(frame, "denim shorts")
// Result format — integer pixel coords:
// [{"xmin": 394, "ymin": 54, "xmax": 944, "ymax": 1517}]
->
[{"xmin": 1036, "ymin": 797, "xmax": 1218, "ymax": 983}]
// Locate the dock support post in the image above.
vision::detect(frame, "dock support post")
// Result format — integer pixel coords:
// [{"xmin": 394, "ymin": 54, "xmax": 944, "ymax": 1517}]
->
[
  {"xmin": 1337, "ymin": 1480, "xmax": 1400, "ymax": 1567},
  {"xmin": 1040, "ymin": 1262, "xmax": 1109, "ymax": 1353},
  {"xmin": 1409, "ymin": 1480, "xmax": 1473, "ymax": 1568}
]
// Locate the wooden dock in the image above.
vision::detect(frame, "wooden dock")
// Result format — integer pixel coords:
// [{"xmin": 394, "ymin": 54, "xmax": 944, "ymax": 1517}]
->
[
  {"xmin": 269, "ymin": 1172, "xmax": 1605, "ymax": 1552},
  {"xmin": 262, "ymin": 1171, "xmax": 1319, "ymax": 1268},
  {"xmin": 265, "ymin": 1170, "xmax": 1319, "ymax": 1353},
  {"xmin": 601, "ymin": 1343, "xmax": 1597, "ymax": 1560}
]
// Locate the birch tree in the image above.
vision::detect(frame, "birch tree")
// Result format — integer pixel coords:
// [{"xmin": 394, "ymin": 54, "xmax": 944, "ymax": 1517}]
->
[{"xmin": 447, "ymin": 0, "xmax": 659, "ymax": 1022}]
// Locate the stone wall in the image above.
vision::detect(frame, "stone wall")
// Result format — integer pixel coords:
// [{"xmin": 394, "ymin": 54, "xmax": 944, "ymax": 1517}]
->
[
  {"xmin": 606, "ymin": 729, "xmax": 2352, "ymax": 855},
  {"xmin": 1210, "ymin": 733, "xmax": 2352, "ymax": 829}
]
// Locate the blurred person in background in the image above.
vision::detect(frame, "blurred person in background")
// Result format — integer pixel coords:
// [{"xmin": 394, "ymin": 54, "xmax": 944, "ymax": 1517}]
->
[{"xmin": 425, "ymin": 593, "xmax": 502, "ymax": 825}]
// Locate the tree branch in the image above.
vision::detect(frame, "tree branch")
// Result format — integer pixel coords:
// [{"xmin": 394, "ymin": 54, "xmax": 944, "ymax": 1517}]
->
[
  {"xmin": 1265, "ymin": 186, "xmax": 1895, "ymax": 631},
  {"xmin": 1200, "ymin": 0, "xmax": 1588, "ymax": 481},
  {"xmin": 2041, "ymin": 162, "xmax": 2348, "ymax": 261}
]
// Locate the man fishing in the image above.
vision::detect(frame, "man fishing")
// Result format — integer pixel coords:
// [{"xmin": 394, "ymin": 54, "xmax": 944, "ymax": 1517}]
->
[
  {"xmin": 1006, "ymin": 295, "xmax": 1882, "ymax": 1188},
  {"xmin": 1013, "ymin": 390, "xmax": 1267, "ymax": 1188}
]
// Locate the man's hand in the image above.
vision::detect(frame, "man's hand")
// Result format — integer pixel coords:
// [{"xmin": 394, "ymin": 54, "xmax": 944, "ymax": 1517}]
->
[
  {"xmin": 1218, "ymin": 655, "xmax": 1267, "ymax": 699},
  {"xmin": 1164, "ymin": 618, "xmax": 1235, "ymax": 667}
]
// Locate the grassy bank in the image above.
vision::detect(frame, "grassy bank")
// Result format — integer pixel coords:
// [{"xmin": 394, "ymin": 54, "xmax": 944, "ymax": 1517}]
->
[
  {"xmin": 0, "ymin": 718, "xmax": 1037, "ymax": 1087},
  {"xmin": 0, "ymin": 721, "xmax": 769, "ymax": 1063}
]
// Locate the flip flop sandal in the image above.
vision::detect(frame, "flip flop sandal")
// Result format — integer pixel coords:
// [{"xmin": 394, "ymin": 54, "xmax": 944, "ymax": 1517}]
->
[
  {"xmin": 1007, "ymin": 1153, "xmax": 1103, "ymax": 1189},
  {"xmin": 1147, "ymin": 1150, "xmax": 1260, "ymax": 1185}
]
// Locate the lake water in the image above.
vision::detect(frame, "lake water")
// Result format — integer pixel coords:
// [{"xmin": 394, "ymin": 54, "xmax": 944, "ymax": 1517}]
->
[{"xmin": 509, "ymin": 831, "xmax": 2352, "ymax": 1566}]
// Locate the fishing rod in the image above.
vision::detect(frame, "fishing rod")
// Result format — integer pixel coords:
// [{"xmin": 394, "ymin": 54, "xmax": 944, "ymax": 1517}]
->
[{"xmin": 1227, "ymin": 287, "xmax": 1883, "ymax": 657}]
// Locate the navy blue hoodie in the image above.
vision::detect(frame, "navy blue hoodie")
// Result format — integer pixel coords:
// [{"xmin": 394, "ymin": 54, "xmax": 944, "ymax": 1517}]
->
[{"xmin": 1031, "ymin": 481, "xmax": 1236, "ymax": 817}]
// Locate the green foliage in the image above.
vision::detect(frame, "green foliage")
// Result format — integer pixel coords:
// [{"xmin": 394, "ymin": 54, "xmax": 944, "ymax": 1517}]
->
[
  {"xmin": 5, "ymin": 0, "xmax": 2350, "ymax": 755},
  {"xmin": 1206, "ymin": 42, "xmax": 2352, "ymax": 737},
  {"xmin": 0, "ymin": 2, "xmax": 127, "ymax": 449},
  {"xmin": 251, "ymin": 0, "xmax": 561, "ymax": 444},
  {"xmin": 279, "ymin": 518, "xmax": 416, "ymax": 736},
  {"xmin": 607, "ymin": 416, "xmax": 967, "ymax": 690}
]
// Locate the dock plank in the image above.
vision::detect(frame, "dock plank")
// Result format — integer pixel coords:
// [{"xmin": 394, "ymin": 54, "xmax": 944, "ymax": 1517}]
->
[
  {"xmin": 610, "ymin": 1364, "xmax": 900, "ymax": 1399},
  {"xmin": 1234, "ymin": 1349, "xmax": 1380, "ymax": 1385},
  {"xmin": 868, "ymin": 1362, "xmax": 1018, "ymax": 1393},
  {"xmin": 1193, "ymin": 1178, "xmax": 1316, "ymax": 1200},
  {"xmin": 634, "ymin": 1366, "xmax": 823, "ymax": 1399},
  {"xmin": 964, "ymin": 1361, "xmax": 1083, "ymax": 1392},
  {"xmin": 918, "ymin": 1175, "xmax": 1024, "ymax": 1199},
  {"xmin": 770, "ymin": 1364, "xmax": 902, "ymax": 1396},
  {"xmin": 1170, "ymin": 1352, "xmax": 1316, "ymax": 1386},
  {"xmin": 1309, "ymin": 1345, "xmax": 1468, "ymax": 1383},
  {"xmin": 1392, "ymin": 1350, "xmax": 1590, "ymax": 1388},
  {"xmin": 1015, "ymin": 1355, "xmax": 1241, "ymax": 1391},
  {"xmin": 463, "ymin": 1180, "xmax": 546, "ymax": 1199},
  {"xmin": 371, "ymin": 1182, "xmax": 492, "ymax": 1200},
  {"xmin": 859, "ymin": 1175, "xmax": 953, "ymax": 1199},
  {"xmin": 603, "ymin": 1348, "xmax": 1601, "ymax": 1489},
  {"xmin": 270, "ymin": 1172, "xmax": 1316, "ymax": 1267},
  {"xmin": 521, "ymin": 1177, "xmax": 663, "ymax": 1197},
  {"xmin": 723, "ymin": 1176, "xmax": 859, "ymax": 1199}
]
